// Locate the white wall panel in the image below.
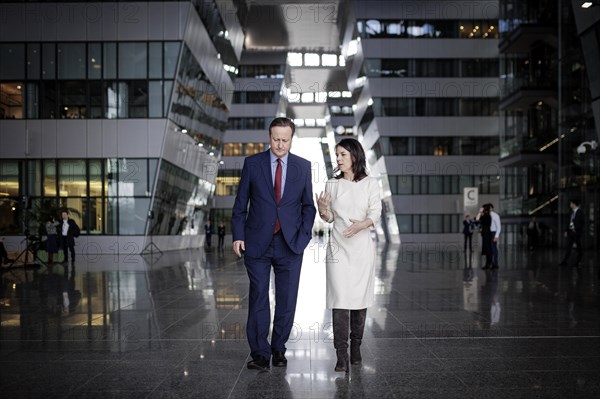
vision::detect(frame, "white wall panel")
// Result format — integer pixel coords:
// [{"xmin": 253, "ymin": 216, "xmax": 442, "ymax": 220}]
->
[
  {"xmin": 0, "ymin": 121, "xmax": 26, "ymax": 158},
  {"xmin": 102, "ymin": 120, "xmax": 118, "ymax": 157},
  {"xmin": 377, "ymin": 117, "xmax": 499, "ymax": 136},
  {"xmin": 117, "ymin": 120, "xmax": 149, "ymax": 158},
  {"xmin": 26, "ymin": 120, "xmax": 42, "ymax": 157},
  {"xmin": 86, "ymin": 3, "xmax": 103, "ymax": 41},
  {"xmin": 101, "ymin": 3, "xmax": 118, "ymax": 41},
  {"xmin": 369, "ymin": 78, "xmax": 501, "ymax": 98},
  {"xmin": 41, "ymin": 121, "xmax": 58, "ymax": 158},
  {"xmin": 147, "ymin": 2, "xmax": 165, "ymax": 40},
  {"xmin": 148, "ymin": 119, "xmax": 167, "ymax": 157},
  {"xmin": 56, "ymin": 3, "xmax": 87, "ymax": 41},
  {"xmin": 39, "ymin": 3, "xmax": 58, "ymax": 42},
  {"xmin": 56, "ymin": 120, "xmax": 86, "ymax": 158},
  {"xmin": 363, "ymin": 39, "xmax": 499, "ymax": 59},
  {"xmin": 86, "ymin": 120, "xmax": 103, "ymax": 158},
  {"xmin": 116, "ymin": 2, "xmax": 148, "ymax": 41}
]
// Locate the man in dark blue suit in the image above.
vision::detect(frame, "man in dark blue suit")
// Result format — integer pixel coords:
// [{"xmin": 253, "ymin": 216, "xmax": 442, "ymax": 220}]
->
[{"xmin": 232, "ymin": 117, "xmax": 316, "ymax": 371}]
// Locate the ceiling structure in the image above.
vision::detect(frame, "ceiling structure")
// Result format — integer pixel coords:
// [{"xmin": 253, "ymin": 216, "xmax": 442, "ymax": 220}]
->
[{"xmin": 243, "ymin": 1, "xmax": 348, "ymax": 138}]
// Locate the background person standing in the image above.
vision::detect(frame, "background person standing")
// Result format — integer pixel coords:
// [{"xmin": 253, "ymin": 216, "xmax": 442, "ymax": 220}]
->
[
  {"xmin": 217, "ymin": 222, "xmax": 226, "ymax": 251},
  {"xmin": 60, "ymin": 211, "xmax": 79, "ymax": 264},
  {"xmin": 204, "ymin": 220, "xmax": 213, "ymax": 248},
  {"xmin": 462, "ymin": 214, "xmax": 474, "ymax": 252},
  {"xmin": 527, "ymin": 216, "xmax": 541, "ymax": 251},
  {"xmin": 45, "ymin": 216, "xmax": 59, "ymax": 265},
  {"xmin": 560, "ymin": 199, "xmax": 584, "ymax": 266}
]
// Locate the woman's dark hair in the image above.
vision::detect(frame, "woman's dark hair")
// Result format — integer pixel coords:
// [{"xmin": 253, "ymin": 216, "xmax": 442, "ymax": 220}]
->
[
  {"xmin": 333, "ymin": 138, "xmax": 368, "ymax": 182},
  {"xmin": 269, "ymin": 117, "xmax": 295, "ymax": 136}
]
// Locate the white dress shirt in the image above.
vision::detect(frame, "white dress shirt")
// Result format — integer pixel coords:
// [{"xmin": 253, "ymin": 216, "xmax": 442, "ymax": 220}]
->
[{"xmin": 490, "ymin": 211, "xmax": 501, "ymax": 239}]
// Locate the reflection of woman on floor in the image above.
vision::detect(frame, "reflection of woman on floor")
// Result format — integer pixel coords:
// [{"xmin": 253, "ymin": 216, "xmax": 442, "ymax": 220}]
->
[{"xmin": 316, "ymin": 138, "xmax": 381, "ymax": 372}]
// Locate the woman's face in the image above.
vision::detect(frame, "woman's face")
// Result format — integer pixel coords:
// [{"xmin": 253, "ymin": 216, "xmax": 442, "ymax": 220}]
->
[{"xmin": 335, "ymin": 146, "xmax": 353, "ymax": 175}]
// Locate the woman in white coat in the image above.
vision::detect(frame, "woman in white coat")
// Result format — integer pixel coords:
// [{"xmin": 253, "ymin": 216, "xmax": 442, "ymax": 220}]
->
[{"xmin": 316, "ymin": 138, "xmax": 381, "ymax": 372}]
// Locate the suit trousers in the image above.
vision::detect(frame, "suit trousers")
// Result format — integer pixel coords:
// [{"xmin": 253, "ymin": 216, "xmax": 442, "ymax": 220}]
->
[
  {"xmin": 244, "ymin": 232, "xmax": 303, "ymax": 359},
  {"xmin": 61, "ymin": 236, "xmax": 75, "ymax": 262},
  {"xmin": 490, "ymin": 231, "xmax": 498, "ymax": 266},
  {"xmin": 563, "ymin": 232, "xmax": 582, "ymax": 264}
]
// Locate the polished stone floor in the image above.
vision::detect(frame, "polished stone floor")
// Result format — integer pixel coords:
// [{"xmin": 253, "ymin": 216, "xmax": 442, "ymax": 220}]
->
[{"xmin": 1, "ymin": 239, "xmax": 599, "ymax": 398}]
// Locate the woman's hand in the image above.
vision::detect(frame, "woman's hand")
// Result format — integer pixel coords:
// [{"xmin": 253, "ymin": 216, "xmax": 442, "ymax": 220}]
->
[
  {"xmin": 315, "ymin": 191, "xmax": 331, "ymax": 214},
  {"xmin": 343, "ymin": 219, "xmax": 371, "ymax": 238}
]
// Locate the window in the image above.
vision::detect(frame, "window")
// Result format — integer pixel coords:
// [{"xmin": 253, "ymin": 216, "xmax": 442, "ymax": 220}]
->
[
  {"xmin": 357, "ymin": 19, "xmax": 498, "ymax": 39},
  {"xmin": 164, "ymin": 42, "xmax": 180, "ymax": 78},
  {"xmin": 0, "ymin": 160, "xmax": 19, "ymax": 197},
  {"xmin": 59, "ymin": 159, "xmax": 87, "ymax": 197},
  {"xmin": 0, "ymin": 82, "xmax": 24, "ymax": 119},
  {"xmin": 0, "ymin": 43, "xmax": 25, "ymax": 79},
  {"xmin": 389, "ymin": 175, "xmax": 499, "ymax": 195},
  {"xmin": 57, "ymin": 43, "xmax": 86, "ymax": 79},
  {"xmin": 27, "ymin": 43, "xmax": 40, "ymax": 79},
  {"xmin": 216, "ymin": 170, "xmax": 241, "ymax": 196},
  {"xmin": 88, "ymin": 43, "xmax": 102, "ymax": 79},
  {"xmin": 396, "ymin": 214, "xmax": 462, "ymax": 233},
  {"xmin": 59, "ymin": 81, "xmax": 86, "ymax": 119},
  {"xmin": 118, "ymin": 43, "xmax": 147, "ymax": 79}
]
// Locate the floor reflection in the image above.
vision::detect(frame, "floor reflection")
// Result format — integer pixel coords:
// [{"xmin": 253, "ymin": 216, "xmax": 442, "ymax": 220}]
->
[{"xmin": 1, "ymin": 243, "xmax": 599, "ymax": 397}]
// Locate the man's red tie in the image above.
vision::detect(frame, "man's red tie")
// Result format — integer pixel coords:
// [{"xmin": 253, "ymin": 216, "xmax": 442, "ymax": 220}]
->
[{"xmin": 274, "ymin": 159, "xmax": 282, "ymax": 234}]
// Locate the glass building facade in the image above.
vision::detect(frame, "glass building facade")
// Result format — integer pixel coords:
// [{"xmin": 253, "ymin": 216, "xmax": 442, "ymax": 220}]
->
[
  {"xmin": 0, "ymin": 1, "xmax": 244, "ymax": 252},
  {"xmin": 340, "ymin": 1, "xmax": 501, "ymax": 242},
  {"xmin": 1, "ymin": 0, "xmax": 598, "ymax": 251},
  {"xmin": 498, "ymin": 0, "xmax": 599, "ymax": 248}
]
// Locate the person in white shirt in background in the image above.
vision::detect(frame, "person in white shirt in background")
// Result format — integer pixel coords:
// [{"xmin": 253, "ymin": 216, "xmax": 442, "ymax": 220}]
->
[{"xmin": 488, "ymin": 203, "xmax": 501, "ymax": 269}]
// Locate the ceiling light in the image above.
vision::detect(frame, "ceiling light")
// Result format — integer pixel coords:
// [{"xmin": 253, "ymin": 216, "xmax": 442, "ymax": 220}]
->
[{"xmin": 582, "ymin": 2, "xmax": 593, "ymax": 8}]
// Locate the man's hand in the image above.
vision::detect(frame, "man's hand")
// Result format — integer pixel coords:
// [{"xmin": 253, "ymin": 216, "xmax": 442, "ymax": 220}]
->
[
  {"xmin": 493, "ymin": 236, "xmax": 498, "ymax": 243},
  {"xmin": 233, "ymin": 240, "xmax": 245, "ymax": 257}
]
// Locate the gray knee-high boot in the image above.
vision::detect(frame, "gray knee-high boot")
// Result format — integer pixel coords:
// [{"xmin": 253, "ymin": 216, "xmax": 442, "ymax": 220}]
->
[
  {"xmin": 332, "ymin": 309, "xmax": 349, "ymax": 372},
  {"xmin": 350, "ymin": 308, "xmax": 367, "ymax": 365}
]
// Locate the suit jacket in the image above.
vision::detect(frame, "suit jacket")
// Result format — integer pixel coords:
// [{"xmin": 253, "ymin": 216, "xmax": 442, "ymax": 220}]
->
[
  {"xmin": 231, "ymin": 150, "xmax": 316, "ymax": 258},
  {"xmin": 568, "ymin": 208, "xmax": 585, "ymax": 236},
  {"xmin": 60, "ymin": 219, "xmax": 80, "ymax": 247}
]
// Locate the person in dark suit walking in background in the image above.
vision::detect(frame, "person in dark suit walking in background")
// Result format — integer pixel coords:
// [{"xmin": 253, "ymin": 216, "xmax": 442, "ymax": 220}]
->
[
  {"xmin": 60, "ymin": 210, "xmax": 80, "ymax": 264},
  {"xmin": 204, "ymin": 220, "xmax": 213, "ymax": 248},
  {"xmin": 560, "ymin": 199, "xmax": 585, "ymax": 266},
  {"xmin": 232, "ymin": 117, "xmax": 316, "ymax": 371},
  {"xmin": 462, "ymin": 214, "xmax": 474, "ymax": 252},
  {"xmin": 217, "ymin": 221, "xmax": 226, "ymax": 251}
]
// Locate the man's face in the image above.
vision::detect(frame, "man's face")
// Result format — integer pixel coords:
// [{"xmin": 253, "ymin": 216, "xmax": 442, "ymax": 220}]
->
[
  {"xmin": 62, "ymin": 212, "xmax": 68, "ymax": 220},
  {"xmin": 570, "ymin": 202, "xmax": 576, "ymax": 210},
  {"xmin": 269, "ymin": 125, "xmax": 293, "ymax": 158}
]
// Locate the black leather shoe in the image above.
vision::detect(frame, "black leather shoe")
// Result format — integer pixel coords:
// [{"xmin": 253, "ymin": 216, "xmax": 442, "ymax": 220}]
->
[
  {"xmin": 272, "ymin": 351, "xmax": 287, "ymax": 367},
  {"xmin": 247, "ymin": 355, "xmax": 270, "ymax": 371}
]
